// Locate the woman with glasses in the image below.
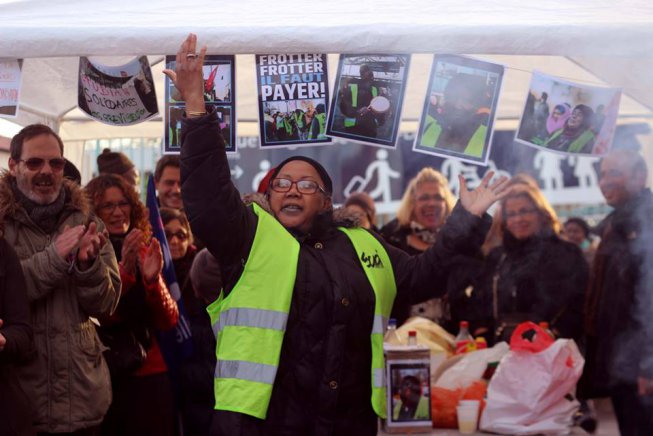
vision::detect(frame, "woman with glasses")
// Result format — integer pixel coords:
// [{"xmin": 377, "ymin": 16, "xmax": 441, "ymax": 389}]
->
[
  {"xmin": 380, "ymin": 168, "xmax": 457, "ymax": 327},
  {"xmin": 168, "ymin": 33, "xmax": 509, "ymax": 436},
  {"xmin": 467, "ymin": 183, "xmax": 588, "ymax": 345},
  {"xmin": 84, "ymin": 174, "xmax": 178, "ymax": 436}
]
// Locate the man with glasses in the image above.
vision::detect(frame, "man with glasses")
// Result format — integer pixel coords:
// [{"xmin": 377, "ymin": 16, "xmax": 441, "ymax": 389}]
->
[
  {"xmin": 0, "ymin": 124, "xmax": 120, "ymax": 435},
  {"xmin": 168, "ymin": 33, "xmax": 510, "ymax": 436}
]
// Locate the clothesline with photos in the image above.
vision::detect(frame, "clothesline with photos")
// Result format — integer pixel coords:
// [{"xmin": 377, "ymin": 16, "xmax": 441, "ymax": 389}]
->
[{"xmin": 0, "ymin": 53, "xmax": 621, "ymax": 167}]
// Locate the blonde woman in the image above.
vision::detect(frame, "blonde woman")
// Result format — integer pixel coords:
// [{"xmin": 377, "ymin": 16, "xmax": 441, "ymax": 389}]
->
[
  {"xmin": 380, "ymin": 167, "xmax": 456, "ymax": 325},
  {"xmin": 468, "ymin": 183, "xmax": 588, "ymax": 344}
]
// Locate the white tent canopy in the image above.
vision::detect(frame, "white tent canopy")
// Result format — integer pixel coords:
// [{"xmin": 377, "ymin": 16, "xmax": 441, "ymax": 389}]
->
[{"xmin": 1, "ymin": 0, "xmax": 652, "ymax": 164}]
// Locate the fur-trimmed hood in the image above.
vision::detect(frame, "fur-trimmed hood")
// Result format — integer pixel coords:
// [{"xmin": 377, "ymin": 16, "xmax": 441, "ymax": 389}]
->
[
  {"xmin": 0, "ymin": 170, "xmax": 92, "ymax": 232},
  {"xmin": 240, "ymin": 192, "xmax": 364, "ymax": 229}
]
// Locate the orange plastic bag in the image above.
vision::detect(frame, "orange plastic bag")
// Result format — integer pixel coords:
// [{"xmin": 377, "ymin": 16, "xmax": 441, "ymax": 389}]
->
[{"xmin": 431, "ymin": 380, "xmax": 487, "ymax": 428}]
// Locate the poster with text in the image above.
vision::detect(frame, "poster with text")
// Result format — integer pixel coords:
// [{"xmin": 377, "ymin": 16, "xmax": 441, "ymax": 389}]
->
[
  {"xmin": 256, "ymin": 54, "xmax": 330, "ymax": 148},
  {"xmin": 327, "ymin": 54, "xmax": 410, "ymax": 148},
  {"xmin": 78, "ymin": 56, "xmax": 158, "ymax": 126},
  {"xmin": 414, "ymin": 55, "xmax": 504, "ymax": 165},
  {"xmin": 164, "ymin": 55, "xmax": 236, "ymax": 153},
  {"xmin": 515, "ymin": 71, "xmax": 621, "ymax": 156},
  {"xmin": 0, "ymin": 59, "xmax": 22, "ymax": 118}
]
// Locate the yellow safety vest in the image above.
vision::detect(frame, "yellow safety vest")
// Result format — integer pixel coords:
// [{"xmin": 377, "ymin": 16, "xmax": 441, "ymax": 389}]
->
[{"xmin": 207, "ymin": 203, "xmax": 397, "ymax": 419}]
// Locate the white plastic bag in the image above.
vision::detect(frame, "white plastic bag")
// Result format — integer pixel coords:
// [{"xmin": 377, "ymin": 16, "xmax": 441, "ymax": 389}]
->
[
  {"xmin": 480, "ymin": 339, "xmax": 584, "ymax": 435},
  {"xmin": 435, "ymin": 342, "xmax": 509, "ymax": 390}
]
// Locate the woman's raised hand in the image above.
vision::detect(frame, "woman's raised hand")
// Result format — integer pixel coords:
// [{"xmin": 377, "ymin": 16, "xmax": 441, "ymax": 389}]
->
[
  {"xmin": 163, "ymin": 33, "xmax": 207, "ymax": 112},
  {"xmin": 459, "ymin": 171, "xmax": 511, "ymax": 216}
]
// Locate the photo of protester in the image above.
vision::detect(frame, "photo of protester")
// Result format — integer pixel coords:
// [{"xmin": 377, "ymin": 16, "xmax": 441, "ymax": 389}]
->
[
  {"xmin": 262, "ymin": 99, "xmax": 326, "ymax": 144},
  {"xmin": 414, "ymin": 55, "xmax": 503, "ymax": 165},
  {"xmin": 327, "ymin": 54, "xmax": 410, "ymax": 147},
  {"xmin": 389, "ymin": 364, "xmax": 431, "ymax": 423},
  {"xmin": 256, "ymin": 53, "xmax": 330, "ymax": 147},
  {"xmin": 164, "ymin": 55, "xmax": 236, "ymax": 152},
  {"xmin": 516, "ymin": 71, "xmax": 621, "ymax": 155}
]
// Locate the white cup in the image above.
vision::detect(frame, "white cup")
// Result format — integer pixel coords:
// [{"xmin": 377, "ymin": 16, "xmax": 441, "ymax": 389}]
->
[{"xmin": 456, "ymin": 400, "xmax": 480, "ymax": 434}]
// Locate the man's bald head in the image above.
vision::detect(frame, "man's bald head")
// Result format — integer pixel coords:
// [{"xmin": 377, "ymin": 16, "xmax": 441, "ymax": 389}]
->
[{"xmin": 599, "ymin": 149, "xmax": 648, "ymax": 207}]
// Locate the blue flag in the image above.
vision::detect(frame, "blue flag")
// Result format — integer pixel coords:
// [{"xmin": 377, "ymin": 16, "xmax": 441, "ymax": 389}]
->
[{"xmin": 146, "ymin": 175, "xmax": 194, "ymax": 375}]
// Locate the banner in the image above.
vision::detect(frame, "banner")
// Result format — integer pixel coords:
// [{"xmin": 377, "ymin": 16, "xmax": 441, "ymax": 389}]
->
[
  {"xmin": 164, "ymin": 55, "xmax": 236, "ymax": 153},
  {"xmin": 146, "ymin": 176, "xmax": 193, "ymax": 377},
  {"xmin": 414, "ymin": 55, "xmax": 504, "ymax": 165},
  {"xmin": 515, "ymin": 70, "xmax": 621, "ymax": 156},
  {"xmin": 78, "ymin": 56, "xmax": 158, "ymax": 126},
  {"xmin": 0, "ymin": 59, "xmax": 22, "ymax": 118},
  {"xmin": 327, "ymin": 54, "xmax": 410, "ymax": 148}
]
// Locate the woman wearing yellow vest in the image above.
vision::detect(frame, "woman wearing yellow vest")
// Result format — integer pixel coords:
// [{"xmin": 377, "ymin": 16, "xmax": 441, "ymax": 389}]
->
[{"xmin": 165, "ymin": 34, "xmax": 510, "ymax": 436}]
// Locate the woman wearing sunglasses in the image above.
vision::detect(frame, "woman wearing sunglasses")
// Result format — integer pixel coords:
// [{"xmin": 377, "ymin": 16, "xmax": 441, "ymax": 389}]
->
[{"xmin": 84, "ymin": 174, "xmax": 178, "ymax": 436}]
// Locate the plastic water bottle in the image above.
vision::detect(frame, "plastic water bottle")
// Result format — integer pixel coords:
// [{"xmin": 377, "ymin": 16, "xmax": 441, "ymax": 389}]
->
[
  {"xmin": 455, "ymin": 321, "xmax": 474, "ymax": 354},
  {"xmin": 384, "ymin": 318, "xmax": 401, "ymax": 343}
]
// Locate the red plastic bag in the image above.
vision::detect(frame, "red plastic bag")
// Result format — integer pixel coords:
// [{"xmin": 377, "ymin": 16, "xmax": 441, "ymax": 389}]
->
[
  {"xmin": 431, "ymin": 381, "xmax": 487, "ymax": 428},
  {"xmin": 509, "ymin": 321, "xmax": 554, "ymax": 352}
]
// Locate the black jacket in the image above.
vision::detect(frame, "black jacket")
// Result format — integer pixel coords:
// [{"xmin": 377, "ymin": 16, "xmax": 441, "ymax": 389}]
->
[
  {"xmin": 0, "ymin": 238, "xmax": 35, "ymax": 436},
  {"xmin": 180, "ymin": 111, "xmax": 490, "ymax": 436},
  {"xmin": 467, "ymin": 230, "xmax": 588, "ymax": 344},
  {"xmin": 580, "ymin": 189, "xmax": 653, "ymax": 397}
]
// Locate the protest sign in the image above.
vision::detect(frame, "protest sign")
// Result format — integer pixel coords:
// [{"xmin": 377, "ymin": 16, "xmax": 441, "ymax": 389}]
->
[
  {"xmin": 256, "ymin": 54, "xmax": 330, "ymax": 148},
  {"xmin": 0, "ymin": 59, "xmax": 22, "ymax": 118},
  {"xmin": 414, "ymin": 55, "xmax": 504, "ymax": 165},
  {"xmin": 78, "ymin": 56, "xmax": 158, "ymax": 126},
  {"xmin": 164, "ymin": 55, "xmax": 236, "ymax": 153},
  {"xmin": 327, "ymin": 54, "xmax": 410, "ymax": 148},
  {"xmin": 515, "ymin": 71, "xmax": 621, "ymax": 156}
]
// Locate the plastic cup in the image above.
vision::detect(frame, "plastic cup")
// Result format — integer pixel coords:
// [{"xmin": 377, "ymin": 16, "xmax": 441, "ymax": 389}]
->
[{"xmin": 456, "ymin": 400, "xmax": 480, "ymax": 434}]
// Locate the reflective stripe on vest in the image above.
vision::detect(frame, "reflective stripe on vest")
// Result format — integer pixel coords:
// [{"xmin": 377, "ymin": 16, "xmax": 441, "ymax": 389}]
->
[
  {"xmin": 206, "ymin": 203, "xmax": 299, "ymax": 419},
  {"xmin": 339, "ymin": 227, "xmax": 396, "ymax": 418}
]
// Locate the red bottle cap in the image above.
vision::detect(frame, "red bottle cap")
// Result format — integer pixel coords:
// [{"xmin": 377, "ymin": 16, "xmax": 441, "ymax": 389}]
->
[
  {"xmin": 408, "ymin": 330, "xmax": 417, "ymax": 337},
  {"xmin": 460, "ymin": 321, "xmax": 469, "ymax": 328}
]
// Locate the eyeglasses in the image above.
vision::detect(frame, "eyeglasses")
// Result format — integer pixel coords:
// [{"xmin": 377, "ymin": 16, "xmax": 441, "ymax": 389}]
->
[
  {"xmin": 17, "ymin": 158, "xmax": 66, "ymax": 172},
  {"xmin": 416, "ymin": 194, "xmax": 445, "ymax": 203},
  {"xmin": 98, "ymin": 201, "xmax": 131, "ymax": 214},
  {"xmin": 504, "ymin": 208, "xmax": 538, "ymax": 220},
  {"xmin": 270, "ymin": 178, "xmax": 325, "ymax": 195},
  {"xmin": 165, "ymin": 231, "xmax": 188, "ymax": 241}
]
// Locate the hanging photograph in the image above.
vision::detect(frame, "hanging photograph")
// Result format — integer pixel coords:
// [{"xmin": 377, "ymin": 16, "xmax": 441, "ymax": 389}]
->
[
  {"xmin": 327, "ymin": 54, "xmax": 410, "ymax": 148},
  {"xmin": 515, "ymin": 71, "xmax": 621, "ymax": 156},
  {"xmin": 164, "ymin": 55, "xmax": 236, "ymax": 153},
  {"xmin": 0, "ymin": 59, "xmax": 22, "ymax": 118},
  {"xmin": 413, "ymin": 55, "xmax": 504, "ymax": 165},
  {"xmin": 78, "ymin": 56, "xmax": 158, "ymax": 126},
  {"xmin": 256, "ymin": 53, "xmax": 330, "ymax": 148}
]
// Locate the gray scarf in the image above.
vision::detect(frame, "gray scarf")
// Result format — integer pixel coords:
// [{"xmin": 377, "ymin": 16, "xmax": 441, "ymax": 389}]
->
[{"xmin": 12, "ymin": 180, "xmax": 67, "ymax": 234}]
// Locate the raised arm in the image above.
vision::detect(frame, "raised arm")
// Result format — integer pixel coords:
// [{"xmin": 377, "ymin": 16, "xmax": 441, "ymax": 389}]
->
[{"xmin": 166, "ymin": 34, "xmax": 257, "ymax": 278}]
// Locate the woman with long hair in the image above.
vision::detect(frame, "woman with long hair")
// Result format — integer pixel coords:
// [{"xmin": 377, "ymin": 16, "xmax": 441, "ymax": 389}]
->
[
  {"xmin": 85, "ymin": 174, "xmax": 178, "ymax": 436},
  {"xmin": 467, "ymin": 183, "xmax": 588, "ymax": 344}
]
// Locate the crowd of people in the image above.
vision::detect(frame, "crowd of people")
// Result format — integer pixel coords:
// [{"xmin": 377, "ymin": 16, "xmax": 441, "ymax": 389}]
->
[
  {"xmin": 263, "ymin": 104, "xmax": 327, "ymax": 143},
  {"xmin": 1, "ymin": 33, "xmax": 652, "ymax": 436}
]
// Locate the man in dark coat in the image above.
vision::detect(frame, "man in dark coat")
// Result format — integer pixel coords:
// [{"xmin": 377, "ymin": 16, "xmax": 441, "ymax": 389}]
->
[
  {"xmin": 166, "ymin": 33, "xmax": 510, "ymax": 436},
  {"xmin": 581, "ymin": 149, "xmax": 653, "ymax": 434}
]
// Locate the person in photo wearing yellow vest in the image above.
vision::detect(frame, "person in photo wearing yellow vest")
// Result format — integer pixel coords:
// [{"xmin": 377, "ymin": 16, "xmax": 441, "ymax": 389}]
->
[
  {"xmin": 419, "ymin": 73, "xmax": 490, "ymax": 158},
  {"xmin": 338, "ymin": 64, "xmax": 386, "ymax": 138},
  {"xmin": 544, "ymin": 104, "xmax": 596, "ymax": 154},
  {"xmin": 308, "ymin": 103, "xmax": 327, "ymax": 140},
  {"xmin": 165, "ymin": 33, "xmax": 510, "ymax": 436},
  {"xmin": 392, "ymin": 375, "xmax": 430, "ymax": 421}
]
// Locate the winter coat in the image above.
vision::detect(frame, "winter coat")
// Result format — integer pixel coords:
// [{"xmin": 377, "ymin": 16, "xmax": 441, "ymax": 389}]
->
[
  {"xmin": 580, "ymin": 189, "xmax": 653, "ymax": 397},
  {"xmin": 179, "ymin": 110, "xmax": 490, "ymax": 436},
  {"xmin": 0, "ymin": 173, "xmax": 121, "ymax": 433},
  {"xmin": 467, "ymin": 230, "xmax": 588, "ymax": 344},
  {"xmin": 0, "ymin": 238, "xmax": 35, "ymax": 436}
]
